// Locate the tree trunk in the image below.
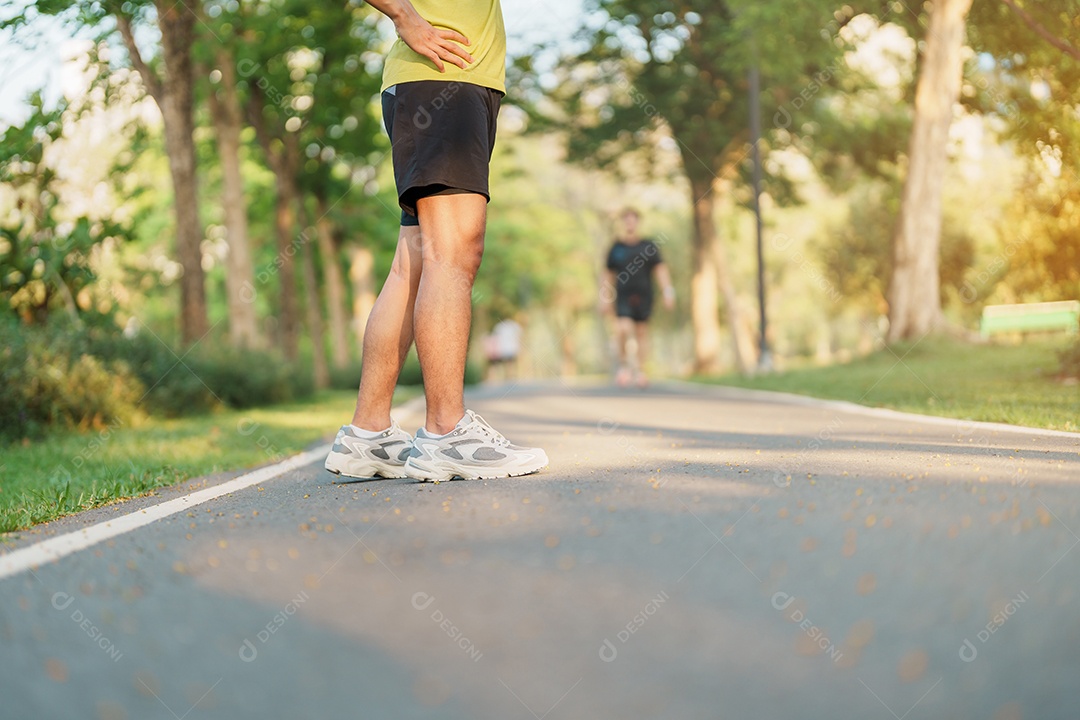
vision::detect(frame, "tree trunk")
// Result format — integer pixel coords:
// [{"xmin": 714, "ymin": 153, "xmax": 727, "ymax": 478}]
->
[
  {"xmin": 272, "ymin": 176, "xmax": 301, "ymax": 359},
  {"xmin": 156, "ymin": 0, "xmax": 208, "ymax": 345},
  {"xmin": 887, "ymin": 0, "xmax": 973, "ymax": 341},
  {"xmin": 688, "ymin": 177, "xmax": 723, "ymax": 373},
  {"xmin": 246, "ymin": 87, "xmax": 301, "ymax": 360},
  {"xmin": 297, "ymin": 200, "xmax": 329, "ymax": 389},
  {"xmin": 208, "ymin": 48, "xmax": 261, "ymax": 350},
  {"xmin": 315, "ymin": 193, "xmax": 351, "ymax": 369},
  {"xmin": 713, "ymin": 240, "xmax": 755, "ymax": 374},
  {"xmin": 349, "ymin": 245, "xmax": 376, "ymax": 351}
]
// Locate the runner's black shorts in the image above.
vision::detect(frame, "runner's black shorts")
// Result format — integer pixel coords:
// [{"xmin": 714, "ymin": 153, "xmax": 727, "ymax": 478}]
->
[
  {"xmin": 381, "ymin": 81, "xmax": 502, "ymax": 227},
  {"xmin": 615, "ymin": 292, "xmax": 653, "ymax": 323}
]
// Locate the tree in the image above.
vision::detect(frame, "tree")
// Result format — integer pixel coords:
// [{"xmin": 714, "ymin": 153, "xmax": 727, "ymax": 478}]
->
[
  {"xmin": 965, "ymin": 0, "xmax": 1080, "ymax": 307},
  {"xmin": 886, "ymin": 0, "xmax": 973, "ymax": 341},
  {"xmin": 245, "ymin": 68, "xmax": 304, "ymax": 361},
  {"xmin": 533, "ymin": 0, "xmax": 844, "ymax": 373},
  {"xmin": 205, "ymin": 43, "xmax": 262, "ymax": 349},
  {"xmin": 969, "ymin": 0, "xmax": 1080, "ymax": 165},
  {"xmin": 0, "ymin": 95, "xmax": 130, "ymax": 324},
  {"xmin": 114, "ymin": 1, "xmax": 212, "ymax": 345},
  {"xmin": 235, "ymin": 0, "xmax": 384, "ymax": 374}
]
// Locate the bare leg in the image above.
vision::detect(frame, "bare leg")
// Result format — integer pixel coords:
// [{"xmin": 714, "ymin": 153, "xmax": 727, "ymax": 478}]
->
[
  {"xmin": 614, "ymin": 317, "xmax": 633, "ymax": 385},
  {"xmin": 351, "ymin": 225, "xmax": 423, "ymax": 431},
  {"xmin": 634, "ymin": 321, "xmax": 650, "ymax": 383},
  {"xmin": 615, "ymin": 318, "xmax": 633, "ymax": 367},
  {"xmin": 414, "ymin": 193, "xmax": 487, "ymax": 435}
]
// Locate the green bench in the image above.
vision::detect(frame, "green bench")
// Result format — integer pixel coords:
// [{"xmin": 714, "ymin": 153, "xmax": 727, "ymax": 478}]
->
[{"xmin": 980, "ymin": 300, "xmax": 1080, "ymax": 338}]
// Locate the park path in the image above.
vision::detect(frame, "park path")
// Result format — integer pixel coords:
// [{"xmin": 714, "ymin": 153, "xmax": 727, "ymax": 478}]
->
[{"xmin": 1, "ymin": 381, "xmax": 1079, "ymax": 720}]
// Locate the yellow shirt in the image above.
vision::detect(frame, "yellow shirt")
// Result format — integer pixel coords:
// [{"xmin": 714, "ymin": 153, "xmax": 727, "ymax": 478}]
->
[{"xmin": 382, "ymin": 0, "xmax": 506, "ymax": 93}]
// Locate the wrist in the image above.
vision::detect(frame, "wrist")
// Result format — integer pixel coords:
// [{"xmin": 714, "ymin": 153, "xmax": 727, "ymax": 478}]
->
[{"xmin": 386, "ymin": 1, "xmax": 417, "ymax": 27}]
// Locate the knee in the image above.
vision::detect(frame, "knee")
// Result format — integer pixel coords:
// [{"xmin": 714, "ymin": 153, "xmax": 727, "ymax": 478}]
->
[
  {"xmin": 425, "ymin": 229, "xmax": 484, "ymax": 281},
  {"xmin": 460, "ymin": 231, "xmax": 485, "ymax": 278}
]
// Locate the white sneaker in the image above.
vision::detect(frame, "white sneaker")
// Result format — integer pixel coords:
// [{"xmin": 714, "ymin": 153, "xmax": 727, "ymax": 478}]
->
[
  {"xmin": 324, "ymin": 422, "xmax": 412, "ymax": 479},
  {"xmin": 404, "ymin": 410, "xmax": 548, "ymax": 482}
]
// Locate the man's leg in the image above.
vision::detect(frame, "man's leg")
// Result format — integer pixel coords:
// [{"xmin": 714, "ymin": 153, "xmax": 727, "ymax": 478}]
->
[
  {"xmin": 614, "ymin": 316, "xmax": 633, "ymax": 385},
  {"xmin": 413, "ymin": 192, "xmax": 487, "ymax": 435},
  {"xmin": 613, "ymin": 317, "xmax": 629, "ymax": 366},
  {"xmin": 351, "ymin": 224, "xmax": 423, "ymax": 431},
  {"xmin": 634, "ymin": 320, "xmax": 650, "ymax": 374}
]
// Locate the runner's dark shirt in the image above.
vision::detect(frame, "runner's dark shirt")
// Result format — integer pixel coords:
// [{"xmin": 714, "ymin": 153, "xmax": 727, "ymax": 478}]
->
[{"xmin": 606, "ymin": 239, "xmax": 663, "ymax": 298}]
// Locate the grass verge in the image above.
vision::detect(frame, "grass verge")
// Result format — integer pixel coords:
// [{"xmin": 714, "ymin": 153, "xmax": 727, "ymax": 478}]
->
[
  {"xmin": 0, "ymin": 388, "xmax": 419, "ymax": 535},
  {"xmin": 695, "ymin": 338, "xmax": 1078, "ymax": 432}
]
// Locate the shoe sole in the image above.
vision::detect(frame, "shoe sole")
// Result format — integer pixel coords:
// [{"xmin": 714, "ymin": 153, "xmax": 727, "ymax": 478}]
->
[
  {"xmin": 325, "ymin": 453, "xmax": 408, "ymax": 480},
  {"xmin": 403, "ymin": 457, "xmax": 548, "ymax": 483}
]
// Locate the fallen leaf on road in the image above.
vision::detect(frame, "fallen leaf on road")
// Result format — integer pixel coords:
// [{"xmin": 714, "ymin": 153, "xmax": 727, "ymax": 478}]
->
[
  {"xmin": 847, "ymin": 619, "xmax": 875, "ymax": 648},
  {"xmin": 897, "ymin": 649, "xmax": 928, "ymax": 682},
  {"xmin": 993, "ymin": 702, "xmax": 1023, "ymax": 720},
  {"xmin": 45, "ymin": 658, "xmax": 67, "ymax": 683}
]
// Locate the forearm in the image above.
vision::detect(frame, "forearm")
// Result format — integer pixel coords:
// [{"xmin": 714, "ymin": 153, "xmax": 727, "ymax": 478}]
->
[
  {"xmin": 656, "ymin": 264, "xmax": 675, "ymax": 306},
  {"xmin": 656, "ymin": 265, "xmax": 674, "ymax": 294},
  {"xmin": 603, "ymin": 271, "xmax": 617, "ymax": 299},
  {"xmin": 365, "ymin": 0, "xmax": 418, "ymax": 24}
]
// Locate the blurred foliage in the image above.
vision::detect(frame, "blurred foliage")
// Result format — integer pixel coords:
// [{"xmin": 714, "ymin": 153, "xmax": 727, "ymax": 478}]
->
[
  {"xmin": 0, "ymin": 317, "xmax": 143, "ymax": 440},
  {"xmin": 968, "ymin": 0, "xmax": 1080, "ymax": 166},
  {"xmin": 816, "ymin": 178, "xmax": 976, "ymax": 314},
  {"xmin": 1, "ymin": 0, "xmax": 1079, "ymax": 428},
  {"xmin": 0, "ymin": 93, "xmax": 131, "ymax": 324},
  {"xmin": 994, "ymin": 172, "xmax": 1080, "ymax": 304},
  {"xmin": 1060, "ymin": 341, "xmax": 1080, "ymax": 380},
  {"xmin": 527, "ymin": 0, "xmax": 852, "ymax": 199},
  {"xmin": 83, "ymin": 325, "xmax": 315, "ymax": 416},
  {"xmin": 329, "ymin": 351, "xmax": 482, "ymax": 391},
  {"xmin": 0, "ymin": 315, "xmax": 315, "ymax": 441}
]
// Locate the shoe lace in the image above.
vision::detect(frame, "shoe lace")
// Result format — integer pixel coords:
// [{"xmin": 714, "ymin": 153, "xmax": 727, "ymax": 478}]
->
[{"xmin": 466, "ymin": 410, "xmax": 511, "ymax": 447}]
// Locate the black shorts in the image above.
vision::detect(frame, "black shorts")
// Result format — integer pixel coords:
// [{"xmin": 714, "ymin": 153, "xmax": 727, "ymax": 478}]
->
[
  {"xmin": 616, "ymin": 292, "xmax": 653, "ymax": 323},
  {"xmin": 382, "ymin": 81, "xmax": 502, "ymax": 227}
]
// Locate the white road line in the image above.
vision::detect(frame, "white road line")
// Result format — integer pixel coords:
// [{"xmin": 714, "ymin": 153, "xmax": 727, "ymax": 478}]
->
[
  {"xmin": 0, "ymin": 395, "xmax": 429, "ymax": 583},
  {"xmin": 0, "ymin": 445, "xmax": 331, "ymax": 582},
  {"xmin": 661, "ymin": 379, "xmax": 1080, "ymax": 440}
]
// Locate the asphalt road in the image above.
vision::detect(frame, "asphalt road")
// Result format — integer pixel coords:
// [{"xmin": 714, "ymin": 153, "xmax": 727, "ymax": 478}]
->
[{"xmin": 2, "ymin": 381, "xmax": 1079, "ymax": 720}]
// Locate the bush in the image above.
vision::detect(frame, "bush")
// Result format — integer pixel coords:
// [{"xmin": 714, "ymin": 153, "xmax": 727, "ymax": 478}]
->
[
  {"xmin": 0, "ymin": 319, "xmax": 143, "ymax": 440},
  {"xmin": 0, "ymin": 321, "xmax": 31, "ymax": 437},
  {"xmin": 35, "ymin": 353, "xmax": 143, "ymax": 429},
  {"xmin": 463, "ymin": 359, "xmax": 483, "ymax": 386},
  {"xmin": 187, "ymin": 347, "xmax": 313, "ymax": 409},
  {"xmin": 397, "ymin": 353, "xmax": 424, "ymax": 386},
  {"xmin": 85, "ymin": 328, "xmax": 314, "ymax": 415},
  {"xmin": 329, "ymin": 361, "xmax": 364, "ymax": 391},
  {"xmin": 84, "ymin": 327, "xmax": 218, "ymax": 417},
  {"xmin": 0, "ymin": 318, "xmax": 318, "ymax": 441}
]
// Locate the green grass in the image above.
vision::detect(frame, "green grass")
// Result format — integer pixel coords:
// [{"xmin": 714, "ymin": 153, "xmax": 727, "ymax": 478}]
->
[
  {"xmin": 0, "ymin": 388, "xmax": 419, "ymax": 535},
  {"xmin": 696, "ymin": 338, "xmax": 1079, "ymax": 432}
]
